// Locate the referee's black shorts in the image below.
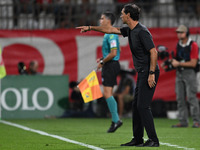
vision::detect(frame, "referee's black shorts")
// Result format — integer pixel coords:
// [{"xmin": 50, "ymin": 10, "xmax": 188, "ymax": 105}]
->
[{"xmin": 102, "ymin": 60, "xmax": 120, "ymax": 87}]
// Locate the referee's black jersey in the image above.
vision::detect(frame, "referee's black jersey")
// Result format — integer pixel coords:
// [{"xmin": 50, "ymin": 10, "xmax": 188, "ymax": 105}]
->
[{"xmin": 120, "ymin": 23, "xmax": 159, "ymax": 72}]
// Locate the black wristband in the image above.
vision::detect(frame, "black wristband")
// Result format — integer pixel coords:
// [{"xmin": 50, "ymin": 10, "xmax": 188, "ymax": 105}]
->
[
  {"xmin": 88, "ymin": 26, "xmax": 91, "ymax": 31},
  {"xmin": 149, "ymin": 71, "xmax": 155, "ymax": 74},
  {"xmin": 100, "ymin": 59, "xmax": 104, "ymax": 65}
]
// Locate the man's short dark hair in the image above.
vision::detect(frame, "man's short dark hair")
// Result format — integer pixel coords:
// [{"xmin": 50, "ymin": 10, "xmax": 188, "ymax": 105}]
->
[
  {"xmin": 102, "ymin": 12, "xmax": 116, "ymax": 25},
  {"xmin": 124, "ymin": 4, "xmax": 140, "ymax": 21}
]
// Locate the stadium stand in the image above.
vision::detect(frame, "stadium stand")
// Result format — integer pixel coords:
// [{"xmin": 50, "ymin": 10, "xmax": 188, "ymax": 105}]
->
[{"xmin": 0, "ymin": 0, "xmax": 199, "ymax": 29}]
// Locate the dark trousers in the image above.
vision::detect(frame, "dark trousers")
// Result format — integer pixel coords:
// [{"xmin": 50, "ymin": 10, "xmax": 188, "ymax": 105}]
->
[{"xmin": 132, "ymin": 70, "xmax": 159, "ymax": 143}]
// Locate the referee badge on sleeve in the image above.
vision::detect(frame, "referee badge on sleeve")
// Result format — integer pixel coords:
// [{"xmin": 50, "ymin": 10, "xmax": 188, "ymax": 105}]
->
[{"xmin": 110, "ymin": 40, "xmax": 117, "ymax": 48}]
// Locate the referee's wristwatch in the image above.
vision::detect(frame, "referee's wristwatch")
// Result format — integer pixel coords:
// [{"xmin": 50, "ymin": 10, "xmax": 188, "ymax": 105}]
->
[
  {"xmin": 100, "ymin": 59, "xmax": 104, "ymax": 65},
  {"xmin": 149, "ymin": 70, "xmax": 155, "ymax": 75}
]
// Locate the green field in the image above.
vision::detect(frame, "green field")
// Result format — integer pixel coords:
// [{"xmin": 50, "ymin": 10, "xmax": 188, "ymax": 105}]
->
[{"xmin": 0, "ymin": 118, "xmax": 199, "ymax": 150}]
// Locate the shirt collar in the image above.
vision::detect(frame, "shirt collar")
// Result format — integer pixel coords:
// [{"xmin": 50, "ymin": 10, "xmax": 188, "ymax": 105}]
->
[{"xmin": 179, "ymin": 38, "xmax": 192, "ymax": 47}]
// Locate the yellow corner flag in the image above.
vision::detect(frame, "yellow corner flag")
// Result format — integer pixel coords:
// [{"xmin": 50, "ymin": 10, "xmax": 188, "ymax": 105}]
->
[
  {"xmin": 0, "ymin": 48, "xmax": 6, "ymax": 79},
  {"xmin": 78, "ymin": 70, "xmax": 103, "ymax": 103}
]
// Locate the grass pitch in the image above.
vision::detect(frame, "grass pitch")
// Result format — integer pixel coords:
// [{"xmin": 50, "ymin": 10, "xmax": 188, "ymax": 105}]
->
[{"xmin": 0, "ymin": 118, "xmax": 199, "ymax": 150}]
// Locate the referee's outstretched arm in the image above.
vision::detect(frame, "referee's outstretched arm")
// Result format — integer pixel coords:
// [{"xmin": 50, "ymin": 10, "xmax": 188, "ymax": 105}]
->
[{"xmin": 76, "ymin": 26, "xmax": 121, "ymax": 35}]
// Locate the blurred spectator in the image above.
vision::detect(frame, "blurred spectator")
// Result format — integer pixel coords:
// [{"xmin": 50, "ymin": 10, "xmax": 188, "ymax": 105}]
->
[
  {"xmin": 18, "ymin": 62, "xmax": 28, "ymax": 75},
  {"xmin": 96, "ymin": 97, "xmax": 109, "ymax": 118},
  {"xmin": 114, "ymin": 69, "xmax": 136, "ymax": 117},
  {"xmin": 36, "ymin": 0, "xmax": 53, "ymax": 14},
  {"xmin": 175, "ymin": 0, "xmax": 197, "ymax": 14},
  {"xmin": 196, "ymin": 0, "xmax": 200, "ymax": 15},
  {"xmin": 13, "ymin": 0, "xmax": 20, "ymax": 28},
  {"xmin": 33, "ymin": 0, "xmax": 53, "ymax": 25},
  {"xmin": 96, "ymin": 0, "xmax": 115, "ymax": 18},
  {"xmin": 13, "ymin": 0, "xmax": 37, "ymax": 28},
  {"xmin": 84, "ymin": 0, "xmax": 97, "ymax": 26},
  {"xmin": 69, "ymin": 81, "xmax": 84, "ymax": 111},
  {"xmin": 140, "ymin": 0, "xmax": 156, "ymax": 14},
  {"xmin": 54, "ymin": 0, "xmax": 73, "ymax": 28},
  {"xmin": 59, "ymin": 101, "xmax": 95, "ymax": 118},
  {"xmin": 28, "ymin": 60, "xmax": 40, "ymax": 75},
  {"xmin": 59, "ymin": 81, "xmax": 95, "ymax": 118},
  {"xmin": 171, "ymin": 25, "xmax": 200, "ymax": 128},
  {"xmin": 20, "ymin": 0, "xmax": 34, "ymax": 14},
  {"xmin": 71, "ymin": 0, "xmax": 96, "ymax": 27},
  {"xmin": 116, "ymin": 0, "xmax": 156, "ymax": 14}
]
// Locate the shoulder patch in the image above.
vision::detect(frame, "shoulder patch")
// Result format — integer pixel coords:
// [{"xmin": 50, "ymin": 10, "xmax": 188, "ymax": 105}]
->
[{"xmin": 110, "ymin": 40, "xmax": 117, "ymax": 48}]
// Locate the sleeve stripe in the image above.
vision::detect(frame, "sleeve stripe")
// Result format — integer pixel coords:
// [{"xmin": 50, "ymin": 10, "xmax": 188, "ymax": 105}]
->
[{"xmin": 111, "ymin": 48, "xmax": 117, "ymax": 50}]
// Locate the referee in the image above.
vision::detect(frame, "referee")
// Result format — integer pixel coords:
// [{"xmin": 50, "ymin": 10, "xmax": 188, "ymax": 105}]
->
[
  {"xmin": 77, "ymin": 3, "xmax": 159, "ymax": 147},
  {"xmin": 96, "ymin": 12, "xmax": 122, "ymax": 133}
]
